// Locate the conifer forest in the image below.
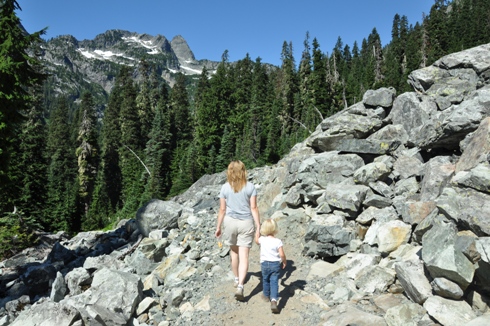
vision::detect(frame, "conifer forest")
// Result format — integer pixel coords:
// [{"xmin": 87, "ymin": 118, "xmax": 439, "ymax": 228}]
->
[{"xmin": 1, "ymin": 0, "xmax": 489, "ymax": 258}]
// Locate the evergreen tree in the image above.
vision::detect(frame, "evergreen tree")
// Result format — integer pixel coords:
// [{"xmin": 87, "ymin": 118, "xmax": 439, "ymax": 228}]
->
[
  {"xmin": 169, "ymin": 73, "xmax": 192, "ymax": 145},
  {"xmin": 76, "ymin": 92, "xmax": 99, "ymax": 227},
  {"xmin": 92, "ymin": 67, "xmax": 127, "ymax": 222},
  {"xmin": 383, "ymin": 14, "xmax": 403, "ymax": 90},
  {"xmin": 298, "ymin": 32, "xmax": 321, "ymax": 135},
  {"xmin": 136, "ymin": 59, "xmax": 155, "ymax": 145},
  {"xmin": 345, "ymin": 41, "xmax": 363, "ymax": 104},
  {"xmin": 278, "ymin": 41, "xmax": 298, "ymax": 135},
  {"xmin": 44, "ymin": 97, "xmax": 77, "ymax": 231},
  {"xmin": 142, "ymin": 88, "xmax": 172, "ymax": 202},
  {"xmin": 118, "ymin": 67, "xmax": 145, "ymax": 215},
  {"xmin": 216, "ymin": 125, "xmax": 234, "ymax": 172},
  {"xmin": 210, "ymin": 51, "xmax": 234, "ymax": 146},
  {"xmin": 311, "ymin": 38, "xmax": 330, "ymax": 116},
  {"xmin": 11, "ymin": 91, "xmax": 47, "ymax": 221},
  {"xmin": 232, "ymin": 54, "xmax": 254, "ymax": 164},
  {"xmin": 329, "ymin": 37, "xmax": 346, "ymax": 112},
  {"xmin": 168, "ymin": 72, "xmax": 193, "ymax": 196},
  {"xmin": 0, "ymin": 0, "xmax": 46, "ymax": 212},
  {"xmin": 194, "ymin": 67, "xmax": 220, "ymax": 174},
  {"xmin": 426, "ymin": 0, "xmax": 449, "ymax": 63}
]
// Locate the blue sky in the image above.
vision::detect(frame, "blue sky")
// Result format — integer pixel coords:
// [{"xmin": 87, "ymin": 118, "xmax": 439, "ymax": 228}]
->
[{"xmin": 17, "ymin": 0, "xmax": 435, "ymax": 67}]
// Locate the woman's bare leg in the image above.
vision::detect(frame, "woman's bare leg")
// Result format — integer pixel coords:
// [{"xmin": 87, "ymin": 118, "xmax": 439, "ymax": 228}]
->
[
  {"xmin": 230, "ymin": 245, "xmax": 239, "ymax": 278},
  {"xmin": 238, "ymin": 246, "xmax": 250, "ymax": 285}
]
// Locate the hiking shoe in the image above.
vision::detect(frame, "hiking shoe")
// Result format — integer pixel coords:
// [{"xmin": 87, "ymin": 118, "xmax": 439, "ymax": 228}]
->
[
  {"xmin": 233, "ymin": 277, "xmax": 239, "ymax": 288},
  {"xmin": 260, "ymin": 293, "xmax": 270, "ymax": 302},
  {"xmin": 271, "ymin": 300, "xmax": 279, "ymax": 313},
  {"xmin": 235, "ymin": 286, "xmax": 244, "ymax": 301}
]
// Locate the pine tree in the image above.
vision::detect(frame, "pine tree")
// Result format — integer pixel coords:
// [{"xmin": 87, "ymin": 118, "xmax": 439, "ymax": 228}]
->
[
  {"xmin": 298, "ymin": 32, "xmax": 317, "ymax": 134},
  {"xmin": 0, "ymin": 0, "xmax": 46, "ymax": 212},
  {"xmin": 216, "ymin": 125, "xmax": 234, "ymax": 172},
  {"xmin": 278, "ymin": 41, "xmax": 298, "ymax": 135},
  {"xmin": 142, "ymin": 88, "xmax": 172, "ymax": 202},
  {"xmin": 136, "ymin": 60, "xmax": 155, "ymax": 145},
  {"xmin": 45, "ymin": 97, "xmax": 77, "ymax": 231},
  {"xmin": 76, "ymin": 92, "xmax": 99, "ymax": 226},
  {"xmin": 426, "ymin": 0, "xmax": 449, "ymax": 63},
  {"xmin": 311, "ymin": 38, "xmax": 330, "ymax": 116},
  {"xmin": 118, "ymin": 66, "xmax": 145, "ymax": 215},
  {"xmin": 92, "ymin": 67, "xmax": 127, "ymax": 221},
  {"xmin": 194, "ymin": 67, "xmax": 220, "ymax": 174},
  {"xmin": 11, "ymin": 91, "xmax": 47, "ymax": 221},
  {"xmin": 169, "ymin": 73, "xmax": 192, "ymax": 145},
  {"xmin": 168, "ymin": 72, "xmax": 193, "ymax": 196}
]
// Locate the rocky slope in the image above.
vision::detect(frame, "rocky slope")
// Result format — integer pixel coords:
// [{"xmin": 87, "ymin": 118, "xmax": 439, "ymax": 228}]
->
[{"xmin": 1, "ymin": 43, "xmax": 490, "ymax": 326}]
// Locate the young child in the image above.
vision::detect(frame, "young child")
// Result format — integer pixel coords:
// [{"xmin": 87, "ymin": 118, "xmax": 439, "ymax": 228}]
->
[{"xmin": 255, "ymin": 218, "xmax": 287, "ymax": 313}]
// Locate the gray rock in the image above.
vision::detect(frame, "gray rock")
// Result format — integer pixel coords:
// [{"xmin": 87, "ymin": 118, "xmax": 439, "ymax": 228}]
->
[
  {"xmin": 431, "ymin": 277, "xmax": 464, "ymax": 299},
  {"xmin": 10, "ymin": 301, "xmax": 80, "ymax": 326},
  {"xmin": 394, "ymin": 259, "xmax": 432, "ymax": 304},
  {"xmin": 419, "ymin": 156, "xmax": 455, "ymax": 201},
  {"xmin": 452, "ymin": 163, "xmax": 490, "ymax": 193},
  {"xmin": 303, "ymin": 214, "xmax": 354, "ymax": 258},
  {"xmin": 456, "ymin": 117, "xmax": 490, "ymax": 173},
  {"xmin": 436, "ymin": 186, "xmax": 490, "ymax": 236},
  {"xmin": 423, "ymin": 296, "xmax": 477, "ymax": 326},
  {"xmin": 65, "ymin": 267, "xmax": 91, "ymax": 296},
  {"xmin": 136, "ymin": 199, "xmax": 183, "ymax": 237},
  {"xmin": 62, "ymin": 268, "xmax": 143, "ymax": 325},
  {"xmin": 355, "ymin": 265, "xmax": 395, "ymax": 294},
  {"xmin": 353, "ymin": 162, "xmax": 391, "ymax": 185},
  {"xmin": 384, "ymin": 302, "xmax": 427, "ymax": 326},
  {"xmin": 368, "ymin": 124, "xmax": 409, "ymax": 145},
  {"xmin": 422, "ymin": 217, "xmax": 475, "ymax": 289},
  {"xmin": 320, "ymin": 303, "xmax": 387, "ymax": 326},
  {"xmin": 362, "ymin": 87, "xmax": 396, "ymax": 108},
  {"xmin": 323, "ymin": 184, "xmax": 370, "ymax": 214},
  {"xmin": 50, "ymin": 271, "xmax": 67, "ymax": 302}
]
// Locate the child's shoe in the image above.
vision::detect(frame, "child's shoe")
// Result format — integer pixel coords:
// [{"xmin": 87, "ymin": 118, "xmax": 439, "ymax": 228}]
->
[{"xmin": 271, "ymin": 299, "xmax": 279, "ymax": 313}]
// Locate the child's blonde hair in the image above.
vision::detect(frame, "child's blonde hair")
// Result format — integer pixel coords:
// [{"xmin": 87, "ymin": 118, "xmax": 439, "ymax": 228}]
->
[{"xmin": 260, "ymin": 218, "xmax": 278, "ymax": 236}]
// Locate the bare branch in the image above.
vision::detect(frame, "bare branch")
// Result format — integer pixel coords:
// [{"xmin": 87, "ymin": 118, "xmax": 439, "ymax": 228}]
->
[
  {"xmin": 287, "ymin": 116, "xmax": 312, "ymax": 133},
  {"xmin": 123, "ymin": 144, "xmax": 151, "ymax": 176},
  {"xmin": 313, "ymin": 106, "xmax": 324, "ymax": 121}
]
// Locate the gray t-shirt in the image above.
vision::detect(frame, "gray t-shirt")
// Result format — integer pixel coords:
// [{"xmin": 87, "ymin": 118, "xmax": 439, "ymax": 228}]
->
[{"xmin": 219, "ymin": 182, "xmax": 257, "ymax": 220}]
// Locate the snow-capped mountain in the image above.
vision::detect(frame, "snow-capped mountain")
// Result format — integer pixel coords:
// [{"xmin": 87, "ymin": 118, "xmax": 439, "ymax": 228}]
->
[{"xmin": 40, "ymin": 29, "xmax": 220, "ymax": 105}]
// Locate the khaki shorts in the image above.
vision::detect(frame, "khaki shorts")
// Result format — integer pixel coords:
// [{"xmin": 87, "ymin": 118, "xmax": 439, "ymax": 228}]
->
[{"xmin": 222, "ymin": 215, "xmax": 255, "ymax": 248}]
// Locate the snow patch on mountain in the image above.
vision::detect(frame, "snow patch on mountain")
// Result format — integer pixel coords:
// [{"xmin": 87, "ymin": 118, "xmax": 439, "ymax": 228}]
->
[
  {"xmin": 78, "ymin": 48, "xmax": 136, "ymax": 62},
  {"xmin": 122, "ymin": 36, "xmax": 161, "ymax": 54}
]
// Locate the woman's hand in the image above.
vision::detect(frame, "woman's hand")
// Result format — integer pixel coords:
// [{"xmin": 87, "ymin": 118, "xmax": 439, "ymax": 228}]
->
[{"xmin": 215, "ymin": 228, "xmax": 222, "ymax": 238}]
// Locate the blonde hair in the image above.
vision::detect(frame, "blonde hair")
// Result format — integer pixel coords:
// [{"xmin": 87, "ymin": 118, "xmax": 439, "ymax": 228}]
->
[
  {"xmin": 260, "ymin": 219, "xmax": 278, "ymax": 236},
  {"xmin": 227, "ymin": 160, "xmax": 247, "ymax": 193}
]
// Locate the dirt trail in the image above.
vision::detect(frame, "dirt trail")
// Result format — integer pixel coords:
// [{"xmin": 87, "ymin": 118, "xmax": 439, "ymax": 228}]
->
[{"xmin": 209, "ymin": 241, "xmax": 314, "ymax": 326}]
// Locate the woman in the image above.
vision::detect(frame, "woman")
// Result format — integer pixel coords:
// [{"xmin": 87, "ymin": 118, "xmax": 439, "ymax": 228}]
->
[{"xmin": 215, "ymin": 160, "xmax": 261, "ymax": 301}]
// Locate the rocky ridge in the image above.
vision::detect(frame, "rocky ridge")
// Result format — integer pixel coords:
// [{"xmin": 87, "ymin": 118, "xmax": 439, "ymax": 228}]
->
[
  {"xmin": 40, "ymin": 29, "xmax": 220, "ymax": 97},
  {"xmin": 1, "ymin": 43, "xmax": 490, "ymax": 325}
]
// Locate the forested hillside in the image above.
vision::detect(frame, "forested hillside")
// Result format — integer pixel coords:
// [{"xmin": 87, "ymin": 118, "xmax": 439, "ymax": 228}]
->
[{"xmin": 1, "ymin": 0, "xmax": 489, "ymax": 259}]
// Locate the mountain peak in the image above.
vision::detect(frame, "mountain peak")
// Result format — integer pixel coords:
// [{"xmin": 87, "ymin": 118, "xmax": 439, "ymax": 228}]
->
[{"xmin": 171, "ymin": 35, "xmax": 195, "ymax": 63}]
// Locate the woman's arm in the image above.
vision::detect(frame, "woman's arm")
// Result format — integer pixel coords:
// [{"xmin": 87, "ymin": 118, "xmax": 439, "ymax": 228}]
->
[
  {"xmin": 215, "ymin": 197, "xmax": 226, "ymax": 238},
  {"xmin": 250, "ymin": 195, "xmax": 261, "ymax": 239}
]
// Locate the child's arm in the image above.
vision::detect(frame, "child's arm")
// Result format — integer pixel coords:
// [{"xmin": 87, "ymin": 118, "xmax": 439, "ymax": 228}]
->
[{"xmin": 278, "ymin": 246, "xmax": 286, "ymax": 269}]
